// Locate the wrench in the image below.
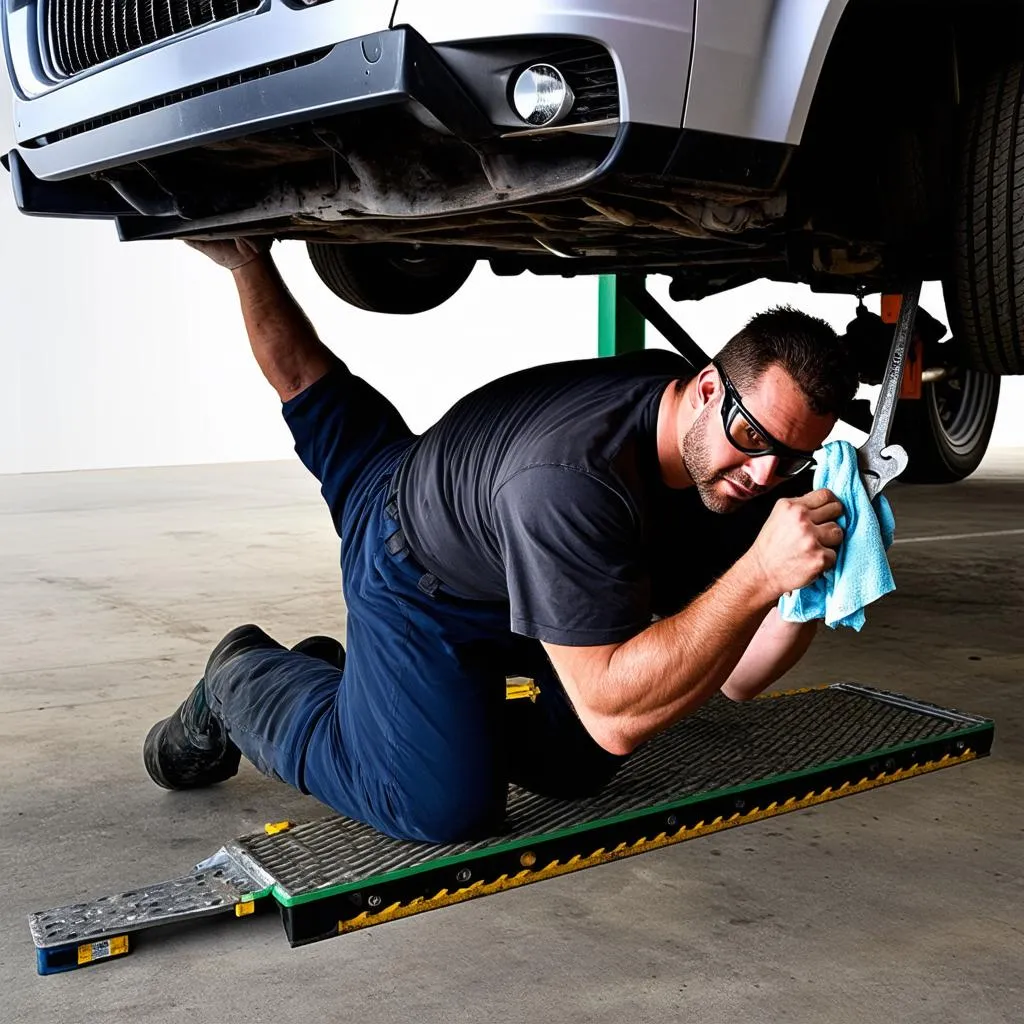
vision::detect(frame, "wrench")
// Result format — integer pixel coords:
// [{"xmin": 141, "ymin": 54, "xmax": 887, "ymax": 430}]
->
[{"xmin": 857, "ymin": 284, "xmax": 921, "ymax": 501}]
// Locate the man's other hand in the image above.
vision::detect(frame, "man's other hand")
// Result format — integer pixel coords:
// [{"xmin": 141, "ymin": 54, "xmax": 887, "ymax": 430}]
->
[
  {"xmin": 748, "ymin": 488, "xmax": 845, "ymax": 597},
  {"xmin": 184, "ymin": 237, "xmax": 271, "ymax": 271}
]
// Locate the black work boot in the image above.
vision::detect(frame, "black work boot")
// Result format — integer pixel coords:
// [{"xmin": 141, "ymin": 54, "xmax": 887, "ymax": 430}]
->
[
  {"xmin": 143, "ymin": 624, "xmax": 280, "ymax": 790},
  {"xmin": 290, "ymin": 635, "xmax": 346, "ymax": 670}
]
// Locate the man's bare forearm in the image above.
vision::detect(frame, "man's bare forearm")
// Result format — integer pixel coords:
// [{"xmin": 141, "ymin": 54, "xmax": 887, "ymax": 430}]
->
[
  {"xmin": 547, "ymin": 553, "xmax": 777, "ymax": 754},
  {"xmin": 720, "ymin": 611, "xmax": 816, "ymax": 701},
  {"xmin": 232, "ymin": 255, "xmax": 335, "ymax": 402}
]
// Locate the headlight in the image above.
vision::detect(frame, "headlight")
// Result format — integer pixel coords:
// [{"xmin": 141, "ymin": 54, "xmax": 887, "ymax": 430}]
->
[{"xmin": 511, "ymin": 65, "xmax": 575, "ymax": 127}]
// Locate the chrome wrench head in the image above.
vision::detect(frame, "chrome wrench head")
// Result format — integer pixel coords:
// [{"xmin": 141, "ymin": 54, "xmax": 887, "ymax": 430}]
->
[
  {"xmin": 856, "ymin": 285, "xmax": 921, "ymax": 503},
  {"xmin": 858, "ymin": 442, "xmax": 908, "ymax": 502}
]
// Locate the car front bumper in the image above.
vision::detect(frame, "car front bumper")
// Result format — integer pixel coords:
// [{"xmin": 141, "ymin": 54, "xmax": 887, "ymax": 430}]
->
[{"xmin": 12, "ymin": 28, "xmax": 498, "ymax": 183}]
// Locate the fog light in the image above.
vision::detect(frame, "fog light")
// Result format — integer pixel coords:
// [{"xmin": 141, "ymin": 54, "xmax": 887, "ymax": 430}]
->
[{"xmin": 512, "ymin": 64, "xmax": 575, "ymax": 126}]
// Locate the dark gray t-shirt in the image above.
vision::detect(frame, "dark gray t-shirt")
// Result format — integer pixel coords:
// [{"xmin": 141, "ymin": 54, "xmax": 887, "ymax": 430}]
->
[{"xmin": 396, "ymin": 350, "xmax": 779, "ymax": 646}]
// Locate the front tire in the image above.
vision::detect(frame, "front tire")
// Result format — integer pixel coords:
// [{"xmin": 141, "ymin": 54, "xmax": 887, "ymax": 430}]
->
[
  {"xmin": 307, "ymin": 243, "xmax": 475, "ymax": 315},
  {"xmin": 950, "ymin": 61, "xmax": 1024, "ymax": 373},
  {"xmin": 892, "ymin": 369, "xmax": 999, "ymax": 484}
]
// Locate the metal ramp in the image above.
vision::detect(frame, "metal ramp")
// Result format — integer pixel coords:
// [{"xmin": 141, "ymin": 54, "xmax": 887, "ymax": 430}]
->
[{"xmin": 29, "ymin": 683, "xmax": 994, "ymax": 973}]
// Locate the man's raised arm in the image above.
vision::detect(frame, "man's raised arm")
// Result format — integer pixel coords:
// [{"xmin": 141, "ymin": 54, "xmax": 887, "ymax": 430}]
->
[{"xmin": 187, "ymin": 238, "xmax": 335, "ymax": 402}]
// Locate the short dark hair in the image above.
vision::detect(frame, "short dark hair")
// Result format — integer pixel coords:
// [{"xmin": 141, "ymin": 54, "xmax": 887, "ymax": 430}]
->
[{"xmin": 716, "ymin": 306, "xmax": 858, "ymax": 418}]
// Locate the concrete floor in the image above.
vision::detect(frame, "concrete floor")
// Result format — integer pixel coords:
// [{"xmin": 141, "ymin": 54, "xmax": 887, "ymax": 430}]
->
[{"xmin": 1, "ymin": 454, "xmax": 1022, "ymax": 1024}]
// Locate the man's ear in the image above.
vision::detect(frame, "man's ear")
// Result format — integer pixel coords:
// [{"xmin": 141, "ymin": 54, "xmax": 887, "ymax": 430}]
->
[{"xmin": 693, "ymin": 365, "xmax": 719, "ymax": 409}]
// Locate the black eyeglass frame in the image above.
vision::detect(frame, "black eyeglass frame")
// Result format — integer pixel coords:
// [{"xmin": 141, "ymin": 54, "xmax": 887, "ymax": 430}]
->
[{"xmin": 712, "ymin": 360, "xmax": 818, "ymax": 478}]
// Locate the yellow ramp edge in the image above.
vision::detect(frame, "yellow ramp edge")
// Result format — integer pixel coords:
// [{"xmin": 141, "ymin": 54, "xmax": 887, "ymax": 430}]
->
[{"xmin": 337, "ymin": 749, "xmax": 977, "ymax": 936}]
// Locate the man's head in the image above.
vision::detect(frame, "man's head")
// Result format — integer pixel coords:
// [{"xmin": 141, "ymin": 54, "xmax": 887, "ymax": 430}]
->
[{"xmin": 676, "ymin": 306, "xmax": 859, "ymax": 513}]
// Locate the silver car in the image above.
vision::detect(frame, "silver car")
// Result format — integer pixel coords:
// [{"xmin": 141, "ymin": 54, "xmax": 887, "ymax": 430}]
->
[{"xmin": 3, "ymin": 1, "xmax": 1020, "ymax": 481}]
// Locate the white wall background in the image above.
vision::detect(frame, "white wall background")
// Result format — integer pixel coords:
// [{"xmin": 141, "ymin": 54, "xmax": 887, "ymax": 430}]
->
[{"xmin": 3, "ymin": 91, "xmax": 1022, "ymax": 475}]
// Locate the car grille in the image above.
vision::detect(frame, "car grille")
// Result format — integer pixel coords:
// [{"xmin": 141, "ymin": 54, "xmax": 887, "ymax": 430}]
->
[
  {"xmin": 553, "ymin": 44, "xmax": 619, "ymax": 124},
  {"xmin": 45, "ymin": 0, "xmax": 263, "ymax": 79}
]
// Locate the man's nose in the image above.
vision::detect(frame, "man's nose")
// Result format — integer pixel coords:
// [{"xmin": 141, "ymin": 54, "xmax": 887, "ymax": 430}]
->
[{"xmin": 746, "ymin": 455, "xmax": 779, "ymax": 487}]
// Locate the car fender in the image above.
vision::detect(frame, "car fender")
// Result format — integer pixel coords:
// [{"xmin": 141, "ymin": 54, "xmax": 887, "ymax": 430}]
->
[{"xmin": 683, "ymin": 0, "xmax": 850, "ymax": 145}]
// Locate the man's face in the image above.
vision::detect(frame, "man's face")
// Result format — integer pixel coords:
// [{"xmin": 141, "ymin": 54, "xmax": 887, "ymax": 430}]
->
[{"xmin": 682, "ymin": 363, "xmax": 836, "ymax": 514}]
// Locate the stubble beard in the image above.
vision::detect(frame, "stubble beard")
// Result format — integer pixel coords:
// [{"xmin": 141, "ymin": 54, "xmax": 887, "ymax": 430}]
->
[{"xmin": 681, "ymin": 405, "xmax": 763, "ymax": 514}]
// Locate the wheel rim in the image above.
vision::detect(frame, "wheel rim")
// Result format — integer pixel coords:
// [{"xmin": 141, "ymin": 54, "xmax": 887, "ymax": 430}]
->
[
  {"xmin": 382, "ymin": 250, "xmax": 457, "ymax": 280},
  {"xmin": 928, "ymin": 369, "xmax": 998, "ymax": 456}
]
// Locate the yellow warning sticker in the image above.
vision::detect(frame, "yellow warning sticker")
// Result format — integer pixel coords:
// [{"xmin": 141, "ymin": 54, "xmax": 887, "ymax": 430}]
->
[
  {"xmin": 76, "ymin": 935, "xmax": 129, "ymax": 965},
  {"xmin": 505, "ymin": 677, "xmax": 541, "ymax": 702}
]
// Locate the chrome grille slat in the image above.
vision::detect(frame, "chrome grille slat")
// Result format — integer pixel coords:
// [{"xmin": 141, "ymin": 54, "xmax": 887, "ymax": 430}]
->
[
  {"xmin": 44, "ymin": 0, "xmax": 260, "ymax": 78},
  {"xmin": 155, "ymin": 0, "xmax": 172, "ymax": 39},
  {"xmin": 68, "ymin": 0, "xmax": 86, "ymax": 73},
  {"xmin": 62, "ymin": 0, "xmax": 74, "ymax": 75},
  {"xmin": 47, "ymin": 0, "xmax": 64, "ymax": 77},
  {"xmin": 114, "ymin": 1, "xmax": 128, "ymax": 53},
  {"xmin": 84, "ymin": 0, "xmax": 100, "ymax": 68},
  {"xmin": 144, "ymin": 0, "xmax": 158, "ymax": 42},
  {"xmin": 102, "ymin": 1, "xmax": 119, "ymax": 66},
  {"xmin": 128, "ymin": 1, "xmax": 142, "ymax": 50},
  {"xmin": 61, "ymin": 0, "xmax": 74, "ymax": 69},
  {"xmin": 91, "ymin": 3, "xmax": 103, "ymax": 65}
]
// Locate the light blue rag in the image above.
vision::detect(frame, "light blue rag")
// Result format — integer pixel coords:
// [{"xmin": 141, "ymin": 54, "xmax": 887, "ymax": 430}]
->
[{"xmin": 777, "ymin": 440, "xmax": 896, "ymax": 631}]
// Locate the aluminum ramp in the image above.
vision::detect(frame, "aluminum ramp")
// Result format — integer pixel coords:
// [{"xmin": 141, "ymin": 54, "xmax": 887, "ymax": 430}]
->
[{"xmin": 29, "ymin": 683, "xmax": 993, "ymax": 973}]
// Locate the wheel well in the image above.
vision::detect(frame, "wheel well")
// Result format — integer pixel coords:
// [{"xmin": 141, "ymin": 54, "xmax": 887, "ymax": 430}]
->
[
  {"xmin": 804, "ymin": 0, "xmax": 1024, "ymax": 132},
  {"xmin": 788, "ymin": 0, "xmax": 1024, "ymax": 290}
]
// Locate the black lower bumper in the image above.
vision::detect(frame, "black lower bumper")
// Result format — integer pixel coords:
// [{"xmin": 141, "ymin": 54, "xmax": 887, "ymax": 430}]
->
[{"xmin": 6, "ymin": 27, "xmax": 498, "ymax": 218}]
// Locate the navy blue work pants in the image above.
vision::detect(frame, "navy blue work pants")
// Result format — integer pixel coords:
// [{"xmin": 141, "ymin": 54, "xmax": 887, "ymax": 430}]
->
[{"xmin": 203, "ymin": 362, "xmax": 624, "ymax": 842}]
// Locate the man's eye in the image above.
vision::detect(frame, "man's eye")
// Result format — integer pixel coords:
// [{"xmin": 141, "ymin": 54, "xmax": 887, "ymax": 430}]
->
[{"xmin": 745, "ymin": 425, "xmax": 766, "ymax": 447}]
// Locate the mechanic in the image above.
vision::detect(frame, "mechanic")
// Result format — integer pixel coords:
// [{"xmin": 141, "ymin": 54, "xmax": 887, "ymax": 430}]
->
[{"xmin": 144, "ymin": 238, "xmax": 858, "ymax": 843}]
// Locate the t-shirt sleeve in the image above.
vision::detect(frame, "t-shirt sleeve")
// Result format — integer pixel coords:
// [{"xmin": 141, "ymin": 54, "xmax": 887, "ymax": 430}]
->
[
  {"xmin": 281, "ymin": 356, "xmax": 410, "ymax": 534},
  {"xmin": 280, "ymin": 358, "xmax": 349, "ymax": 492},
  {"xmin": 492, "ymin": 464, "xmax": 651, "ymax": 646}
]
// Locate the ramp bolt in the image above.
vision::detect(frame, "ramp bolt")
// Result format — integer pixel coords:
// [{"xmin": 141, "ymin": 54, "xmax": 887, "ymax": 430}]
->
[
  {"xmin": 455, "ymin": 869, "xmax": 472, "ymax": 883},
  {"xmin": 519, "ymin": 852, "xmax": 537, "ymax": 868},
  {"xmin": 367, "ymin": 895, "xmax": 382, "ymax": 909},
  {"xmin": 666, "ymin": 815, "xmax": 678, "ymax": 827}
]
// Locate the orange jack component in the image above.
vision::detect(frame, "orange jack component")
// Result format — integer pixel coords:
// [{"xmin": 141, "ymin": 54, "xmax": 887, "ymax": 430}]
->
[
  {"xmin": 881, "ymin": 294, "xmax": 923, "ymax": 399},
  {"xmin": 880, "ymin": 293, "xmax": 902, "ymax": 324},
  {"xmin": 900, "ymin": 337, "xmax": 923, "ymax": 399}
]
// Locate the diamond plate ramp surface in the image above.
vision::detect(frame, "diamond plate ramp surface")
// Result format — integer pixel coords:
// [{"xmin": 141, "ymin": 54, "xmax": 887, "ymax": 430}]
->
[
  {"xmin": 28, "ymin": 864, "xmax": 260, "ymax": 949},
  {"xmin": 238, "ymin": 684, "xmax": 991, "ymax": 900}
]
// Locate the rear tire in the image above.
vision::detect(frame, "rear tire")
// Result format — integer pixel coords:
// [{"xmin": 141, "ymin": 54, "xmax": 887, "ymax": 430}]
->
[
  {"xmin": 307, "ymin": 243, "xmax": 475, "ymax": 315},
  {"xmin": 892, "ymin": 370, "xmax": 999, "ymax": 484},
  {"xmin": 950, "ymin": 61, "xmax": 1024, "ymax": 373}
]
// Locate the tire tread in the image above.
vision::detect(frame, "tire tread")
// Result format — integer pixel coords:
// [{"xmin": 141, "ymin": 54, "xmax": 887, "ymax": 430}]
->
[
  {"xmin": 953, "ymin": 62, "xmax": 1024, "ymax": 373},
  {"xmin": 306, "ymin": 244, "xmax": 475, "ymax": 316}
]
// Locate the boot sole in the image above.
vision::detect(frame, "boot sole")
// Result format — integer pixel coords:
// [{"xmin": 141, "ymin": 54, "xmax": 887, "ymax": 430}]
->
[{"xmin": 143, "ymin": 718, "xmax": 177, "ymax": 790}]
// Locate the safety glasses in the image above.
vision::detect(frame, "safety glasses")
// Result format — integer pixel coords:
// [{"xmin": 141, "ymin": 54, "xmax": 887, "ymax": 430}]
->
[{"xmin": 713, "ymin": 361, "xmax": 817, "ymax": 478}]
